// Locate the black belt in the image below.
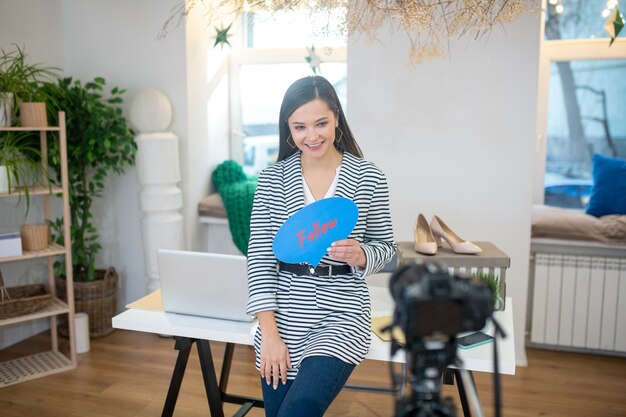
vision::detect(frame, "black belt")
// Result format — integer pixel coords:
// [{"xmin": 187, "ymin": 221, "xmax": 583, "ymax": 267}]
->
[{"xmin": 278, "ymin": 262, "xmax": 352, "ymax": 277}]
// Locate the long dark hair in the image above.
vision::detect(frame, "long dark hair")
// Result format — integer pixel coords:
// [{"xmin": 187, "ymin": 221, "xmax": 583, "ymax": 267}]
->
[{"xmin": 276, "ymin": 76, "xmax": 363, "ymax": 162}]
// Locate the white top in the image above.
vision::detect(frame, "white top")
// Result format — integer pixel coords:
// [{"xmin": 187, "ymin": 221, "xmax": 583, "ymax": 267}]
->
[{"xmin": 302, "ymin": 166, "xmax": 341, "ymax": 205}]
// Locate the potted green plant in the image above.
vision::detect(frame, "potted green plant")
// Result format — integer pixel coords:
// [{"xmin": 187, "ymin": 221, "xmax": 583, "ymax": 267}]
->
[
  {"xmin": 43, "ymin": 76, "xmax": 136, "ymax": 337},
  {"xmin": 473, "ymin": 271, "xmax": 503, "ymax": 311},
  {"xmin": 0, "ymin": 132, "xmax": 52, "ymax": 256},
  {"xmin": 0, "ymin": 45, "xmax": 59, "ymax": 127},
  {"xmin": 0, "ymin": 131, "xmax": 45, "ymax": 212}
]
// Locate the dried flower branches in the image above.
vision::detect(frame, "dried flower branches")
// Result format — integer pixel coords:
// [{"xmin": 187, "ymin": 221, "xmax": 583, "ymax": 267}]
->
[
  {"xmin": 347, "ymin": 0, "xmax": 538, "ymax": 64},
  {"xmin": 159, "ymin": 0, "xmax": 537, "ymax": 64}
]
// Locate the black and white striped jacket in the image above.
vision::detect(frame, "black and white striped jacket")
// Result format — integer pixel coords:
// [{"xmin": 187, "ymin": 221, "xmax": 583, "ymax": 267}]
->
[{"xmin": 246, "ymin": 151, "xmax": 396, "ymax": 378}]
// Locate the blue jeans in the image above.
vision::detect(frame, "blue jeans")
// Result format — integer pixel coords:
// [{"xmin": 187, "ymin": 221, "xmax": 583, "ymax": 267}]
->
[{"xmin": 261, "ymin": 355, "xmax": 355, "ymax": 417}]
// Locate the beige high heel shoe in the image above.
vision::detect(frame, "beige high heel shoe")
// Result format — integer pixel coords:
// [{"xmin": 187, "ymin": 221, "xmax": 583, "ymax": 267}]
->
[
  {"xmin": 414, "ymin": 213, "xmax": 437, "ymax": 255},
  {"xmin": 429, "ymin": 215, "xmax": 482, "ymax": 254}
]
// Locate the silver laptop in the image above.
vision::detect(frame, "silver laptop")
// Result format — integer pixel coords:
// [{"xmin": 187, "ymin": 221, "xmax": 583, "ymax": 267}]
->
[{"xmin": 157, "ymin": 249, "xmax": 254, "ymax": 322}]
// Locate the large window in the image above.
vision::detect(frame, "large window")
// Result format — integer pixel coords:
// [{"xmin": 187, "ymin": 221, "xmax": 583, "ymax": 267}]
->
[
  {"xmin": 231, "ymin": 10, "xmax": 347, "ymax": 176},
  {"xmin": 544, "ymin": 0, "xmax": 625, "ymax": 40},
  {"xmin": 244, "ymin": 9, "xmax": 346, "ymax": 48},
  {"xmin": 544, "ymin": 59, "xmax": 626, "ymax": 208},
  {"xmin": 536, "ymin": 0, "xmax": 626, "ymax": 209}
]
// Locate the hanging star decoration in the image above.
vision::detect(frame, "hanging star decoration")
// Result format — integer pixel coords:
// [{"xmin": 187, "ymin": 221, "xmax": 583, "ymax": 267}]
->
[
  {"xmin": 213, "ymin": 23, "xmax": 232, "ymax": 49},
  {"xmin": 605, "ymin": 6, "xmax": 624, "ymax": 46},
  {"xmin": 305, "ymin": 46, "xmax": 323, "ymax": 75}
]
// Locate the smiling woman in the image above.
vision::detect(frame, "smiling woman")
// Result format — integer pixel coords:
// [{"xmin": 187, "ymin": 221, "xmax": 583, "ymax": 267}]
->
[{"xmin": 246, "ymin": 76, "xmax": 395, "ymax": 417}]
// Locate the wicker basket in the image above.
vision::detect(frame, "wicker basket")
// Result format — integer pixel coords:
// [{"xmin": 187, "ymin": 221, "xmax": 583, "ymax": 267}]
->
[
  {"xmin": 0, "ymin": 270, "xmax": 52, "ymax": 319},
  {"xmin": 20, "ymin": 223, "xmax": 50, "ymax": 251},
  {"xmin": 57, "ymin": 268, "xmax": 118, "ymax": 338}
]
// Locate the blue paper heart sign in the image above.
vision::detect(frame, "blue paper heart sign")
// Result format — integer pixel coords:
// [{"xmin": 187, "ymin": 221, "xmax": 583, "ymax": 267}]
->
[{"xmin": 273, "ymin": 197, "xmax": 359, "ymax": 267}]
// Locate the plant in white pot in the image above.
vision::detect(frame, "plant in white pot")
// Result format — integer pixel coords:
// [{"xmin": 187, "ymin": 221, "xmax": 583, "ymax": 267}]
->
[
  {"xmin": 0, "ymin": 131, "xmax": 52, "ymax": 255},
  {"xmin": 0, "ymin": 132, "xmax": 44, "ymax": 208},
  {"xmin": 44, "ymin": 76, "xmax": 136, "ymax": 337}
]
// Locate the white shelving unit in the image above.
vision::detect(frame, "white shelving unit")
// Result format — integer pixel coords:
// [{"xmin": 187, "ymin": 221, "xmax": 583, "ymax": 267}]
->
[{"xmin": 0, "ymin": 112, "xmax": 76, "ymax": 387}]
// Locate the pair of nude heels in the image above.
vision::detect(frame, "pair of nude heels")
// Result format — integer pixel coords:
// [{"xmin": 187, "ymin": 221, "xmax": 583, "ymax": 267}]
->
[{"xmin": 414, "ymin": 214, "xmax": 482, "ymax": 255}]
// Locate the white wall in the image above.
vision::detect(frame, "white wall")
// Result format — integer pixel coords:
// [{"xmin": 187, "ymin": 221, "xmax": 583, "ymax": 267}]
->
[
  {"xmin": 1, "ymin": 0, "xmax": 192, "ymax": 346},
  {"xmin": 59, "ymin": 0, "xmax": 187, "ymax": 309},
  {"xmin": 348, "ymin": 14, "xmax": 541, "ymax": 365},
  {"xmin": 0, "ymin": 0, "xmax": 64, "ymax": 69}
]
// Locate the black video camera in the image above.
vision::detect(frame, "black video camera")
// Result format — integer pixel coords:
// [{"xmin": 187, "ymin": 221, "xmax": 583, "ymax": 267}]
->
[
  {"xmin": 387, "ymin": 261, "xmax": 495, "ymax": 417},
  {"xmin": 389, "ymin": 261, "xmax": 493, "ymax": 343}
]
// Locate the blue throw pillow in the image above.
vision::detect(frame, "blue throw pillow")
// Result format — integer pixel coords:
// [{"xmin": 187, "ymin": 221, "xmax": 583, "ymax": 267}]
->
[{"xmin": 586, "ymin": 154, "xmax": 626, "ymax": 217}]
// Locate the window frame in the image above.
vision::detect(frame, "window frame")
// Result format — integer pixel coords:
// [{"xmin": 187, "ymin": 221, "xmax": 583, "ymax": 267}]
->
[{"xmin": 534, "ymin": 1, "xmax": 626, "ymax": 204}]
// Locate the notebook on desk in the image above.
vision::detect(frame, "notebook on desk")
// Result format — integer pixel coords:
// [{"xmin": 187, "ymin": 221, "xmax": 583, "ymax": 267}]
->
[{"xmin": 157, "ymin": 249, "xmax": 254, "ymax": 322}]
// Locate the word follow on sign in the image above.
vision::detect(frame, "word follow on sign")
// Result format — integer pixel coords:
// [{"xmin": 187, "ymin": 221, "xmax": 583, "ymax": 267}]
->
[{"xmin": 273, "ymin": 197, "xmax": 358, "ymax": 267}]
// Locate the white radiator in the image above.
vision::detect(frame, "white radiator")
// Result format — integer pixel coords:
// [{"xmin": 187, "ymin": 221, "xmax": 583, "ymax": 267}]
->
[{"xmin": 529, "ymin": 248, "xmax": 626, "ymax": 355}]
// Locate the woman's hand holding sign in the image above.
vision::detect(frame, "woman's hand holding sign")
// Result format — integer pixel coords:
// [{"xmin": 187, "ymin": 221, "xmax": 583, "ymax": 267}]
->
[{"xmin": 328, "ymin": 239, "xmax": 366, "ymax": 268}]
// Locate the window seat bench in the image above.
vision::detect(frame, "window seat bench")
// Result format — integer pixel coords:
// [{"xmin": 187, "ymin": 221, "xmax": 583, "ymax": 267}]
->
[{"xmin": 528, "ymin": 205, "xmax": 626, "ymax": 356}]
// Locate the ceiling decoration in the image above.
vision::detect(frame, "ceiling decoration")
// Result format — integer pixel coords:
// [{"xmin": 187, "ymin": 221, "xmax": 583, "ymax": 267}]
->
[{"xmin": 160, "ymin": 1, "xmax": 538, "ymax": 64}]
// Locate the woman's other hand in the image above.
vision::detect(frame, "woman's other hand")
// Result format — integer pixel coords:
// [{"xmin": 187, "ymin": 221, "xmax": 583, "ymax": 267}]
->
[
  {"xmin": 257, "ymin": 311, "xmax": 291, "ymax": 389},
  {"xmin": 328, "ymin": 239, "xmax": 366, "ymax": 268}
]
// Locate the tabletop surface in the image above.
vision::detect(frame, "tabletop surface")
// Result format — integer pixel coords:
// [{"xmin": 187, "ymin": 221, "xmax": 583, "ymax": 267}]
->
[
  {"xmin": 113, "ymin": 286, "xmax": 515, "ymax": 375},
  {"xmin": 397, "ymin": 241, "xmax": 511, "ymax": 268}
]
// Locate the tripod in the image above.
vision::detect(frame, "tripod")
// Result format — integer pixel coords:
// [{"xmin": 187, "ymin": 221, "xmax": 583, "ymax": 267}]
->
[
  {"xmin": 394, "ymin": 339, "xmax": 459, "ymax": 417},
  {"xmin": 392, "ymin": 321, "xmax": 507, "ymax": 417}
]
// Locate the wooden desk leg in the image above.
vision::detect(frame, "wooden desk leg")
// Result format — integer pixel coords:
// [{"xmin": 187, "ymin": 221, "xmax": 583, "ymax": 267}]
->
[
  {"xmin": 162, "ymin": 337, "xmax": 194, "ymax": 417},
  {"xmin": 197, "ymin": 340, "xmax": 226, "ymax": 417}
]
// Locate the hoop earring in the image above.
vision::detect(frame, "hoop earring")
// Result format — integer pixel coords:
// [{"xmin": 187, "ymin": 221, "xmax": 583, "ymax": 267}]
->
[
  {"xmin": 286, "ymin": 134, "xmax": 296, "ymax": 149},
  {"xmin": 335, "ymin": 128, "xmax": 344, "ymax": 144}
]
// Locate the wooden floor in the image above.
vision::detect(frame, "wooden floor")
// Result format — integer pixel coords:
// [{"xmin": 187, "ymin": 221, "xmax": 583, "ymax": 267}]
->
[{"xmin": 1, "ymin": 330, "xmax": 625, "ymax": 417}]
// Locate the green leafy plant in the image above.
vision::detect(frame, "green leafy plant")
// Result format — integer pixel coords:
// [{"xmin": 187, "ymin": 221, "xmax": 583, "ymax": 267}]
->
[
  {"xmin": 0, "ymin": 45, "xmax": 59, "ymax": 115},
  {"xmin": 44, "ymin": 77, "xmax": 136, "ymax": 282},
  {"xmin": 473, "ymin": 272, "xmax": 501, "ymax": 309},
  {"xmin": 0, "ymin": 131, "xmax": 46, "ymax": 215}
]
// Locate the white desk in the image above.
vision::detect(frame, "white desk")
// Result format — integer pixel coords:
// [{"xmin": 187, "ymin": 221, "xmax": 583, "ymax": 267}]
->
[
  {"xmin": 113, "ymin": 287, "xmax": 515, "ymax": 372},
  {"xmin": 112, "ymin": 286, "xmax": 516, "ymax": 417}
]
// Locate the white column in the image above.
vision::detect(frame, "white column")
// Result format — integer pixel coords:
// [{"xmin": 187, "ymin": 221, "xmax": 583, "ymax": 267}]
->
[{"xmin": 130, "ymin": 88, "xmax": 184, "ymax": 293}]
